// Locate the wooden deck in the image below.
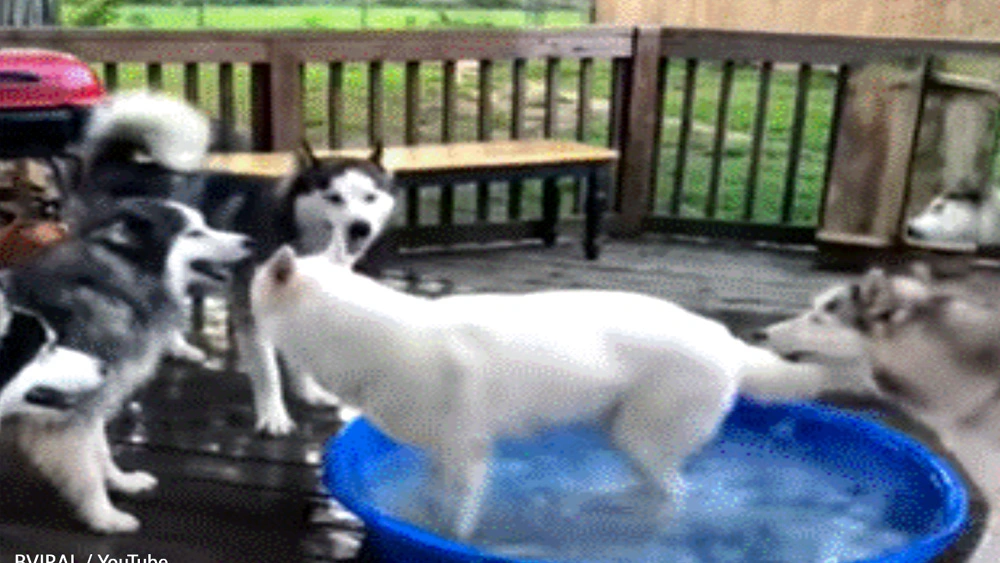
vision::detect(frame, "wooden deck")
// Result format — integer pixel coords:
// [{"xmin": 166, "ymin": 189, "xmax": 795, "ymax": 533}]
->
[
  {"xmin": 0, "ymin": 358, "xmax": 356, "ymax": 563},
  {"xmin": 0, "ymin": 235, "xmax": 990, "ymax": 562}
]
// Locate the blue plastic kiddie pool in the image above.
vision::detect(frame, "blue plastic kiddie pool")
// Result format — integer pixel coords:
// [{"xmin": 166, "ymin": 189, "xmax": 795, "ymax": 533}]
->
[{"xmin": 322, "ymin": 399, "xmax": 969, "ymax": 563}]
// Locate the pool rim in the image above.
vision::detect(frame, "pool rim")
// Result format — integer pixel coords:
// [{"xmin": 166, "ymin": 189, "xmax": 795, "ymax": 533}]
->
[{"xmin": 322, "ymin": 399, "xmax": 971, "ymax": 563}]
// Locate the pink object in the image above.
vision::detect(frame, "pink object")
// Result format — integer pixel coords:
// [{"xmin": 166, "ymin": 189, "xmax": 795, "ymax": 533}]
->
[{"xmin": 0, "ymin": 48, "xmax": 105, "ymax": 109}]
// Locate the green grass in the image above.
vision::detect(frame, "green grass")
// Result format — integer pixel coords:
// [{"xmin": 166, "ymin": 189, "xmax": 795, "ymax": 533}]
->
[
  {"xmin": 83, "ymin": 6, "xmax": 833, "ymax": 228},
  {"xmin": 79, "ymin": 5, "xmax": 586, "ymax": 30}
]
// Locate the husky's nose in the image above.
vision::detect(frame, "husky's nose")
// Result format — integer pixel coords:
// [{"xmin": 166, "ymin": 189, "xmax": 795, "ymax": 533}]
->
[
  {"xmin": 348, "ymin": 221, "xmax": 372, "ymax": 241},
  {"xmin": 748, "ymin": 329, "xmax": 768, "ymax": 344},
  {"xmin": 905, "ymin": 225, "xmax": 922, "ymax": 239}
]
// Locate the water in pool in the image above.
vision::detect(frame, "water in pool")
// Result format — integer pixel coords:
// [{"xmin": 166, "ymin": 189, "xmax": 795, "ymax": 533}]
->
[{"xmin": 363, "ymin": 417, "xmax": 917, "ymax": 563}]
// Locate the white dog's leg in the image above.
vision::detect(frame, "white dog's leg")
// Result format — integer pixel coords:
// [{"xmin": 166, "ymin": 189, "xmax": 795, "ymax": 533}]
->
[
  {"xmin": 612, "ymin": 364, "xmax": 732, "ymax": 520},
  {"xmin": 239, "ymin": 329, "xmax": 295, "ymax": 435},
  {"xmin": 431, "ymin": 440, "xmax": 491, "ymax": 541},
  {"xmin": 167, "ymin": 329, "xmax": 208, "ymax": 364},
  {"xmin": 97, "ymin": 418, "xmax": 158, "ymax": 495},
  {"xmin": 17, "ymin": 415, "xmax": 140, "ymax": 533},
  {"xmin": 232, "ymin": 268, "xmax": 296, "ymax": 435}
]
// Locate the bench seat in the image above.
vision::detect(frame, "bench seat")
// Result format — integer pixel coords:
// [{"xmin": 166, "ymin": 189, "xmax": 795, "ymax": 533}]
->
[{"xmin": 205, "ymin": 140, "xmax": 618, "ymax": 259}]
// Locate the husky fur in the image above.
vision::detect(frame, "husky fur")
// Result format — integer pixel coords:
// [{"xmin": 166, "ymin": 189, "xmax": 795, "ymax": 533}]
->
[
  {"xmin": 907, "ymin": 188, "xmax": 1000, "ymax": 245},
  {"xmin": 71, "ymin": 91, "xmax": 397, "ymax": 435},
  {"xmin": 250, "ymin": 244, "xmax": 828, "ymax": 540},
  {"xmin": 752, "ymin": 265, "xmax": 1000, "ymax": 562},
  {"xmin": 0, "ymin": 198, "xmax": 253, "ymax": 533}
]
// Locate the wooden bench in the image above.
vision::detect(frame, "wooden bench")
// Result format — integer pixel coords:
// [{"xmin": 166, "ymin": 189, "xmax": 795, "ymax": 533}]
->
[{"xmin": 205, "ymin": 140, "xmax": 618, "ymax": 260}]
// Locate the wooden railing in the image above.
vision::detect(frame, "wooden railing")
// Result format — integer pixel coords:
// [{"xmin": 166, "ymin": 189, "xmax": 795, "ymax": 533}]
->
[{"xmin": 3, "ymin": 27, "xmax": 1000, "ymax": 249}]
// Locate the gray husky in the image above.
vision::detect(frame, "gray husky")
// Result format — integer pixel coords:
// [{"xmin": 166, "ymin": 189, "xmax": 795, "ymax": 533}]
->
[
  {"xmin": 71, "ymin": 91, "xmax": 397, "ymax": 435},
  {"xmin": 751, "ymin": 265, "xmax": 1000, "ymax": 563},
  {"xmin": 1, "ymin": 198, "xmax": 253, "ymax": 533}
]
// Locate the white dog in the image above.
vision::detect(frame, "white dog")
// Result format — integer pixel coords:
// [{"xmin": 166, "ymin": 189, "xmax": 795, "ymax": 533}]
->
[{"xmin": 250, "ymin": 245, "xmax": 828, "ymax": 540}]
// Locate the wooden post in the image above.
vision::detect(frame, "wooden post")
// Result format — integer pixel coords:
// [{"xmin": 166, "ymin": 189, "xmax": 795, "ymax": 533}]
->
[
  {"xmin": 251, "ymin": 42, "xmax": 303, "ymax": 152},
  {"xmin": 817, "ymin": 61, "xmax": 928, "ymax": 255},
  {"xmin": 612, "ymin": 26, "xmax": 662, "ymax": 237}
]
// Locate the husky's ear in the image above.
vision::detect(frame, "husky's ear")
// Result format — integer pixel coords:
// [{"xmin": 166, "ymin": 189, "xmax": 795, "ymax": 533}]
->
[
  {"xmin": 268, "ymin": 246, "xmax": 297, "ymax": 287},
  {"xmin": 857, "ymin": 267, "xmax": 902, "ymax": 324},
  {"xmin": 298, "ymin": 139, "xmax": 320, "ymax": 170},
  {"xmin": 369, "ymin": 142, "xmax": 384, "ymax": 168}
]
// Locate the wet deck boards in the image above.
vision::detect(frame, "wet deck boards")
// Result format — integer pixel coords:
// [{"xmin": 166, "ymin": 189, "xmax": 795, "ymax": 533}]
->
[{"xmin": 0, "ymin": 236, "xmax": 990, "ymax": 562}]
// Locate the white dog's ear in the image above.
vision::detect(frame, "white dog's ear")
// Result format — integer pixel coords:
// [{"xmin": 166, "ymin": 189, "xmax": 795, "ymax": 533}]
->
[{"xmin": 268, "ymin": 246, "xmax": 297, "ymax": 287}]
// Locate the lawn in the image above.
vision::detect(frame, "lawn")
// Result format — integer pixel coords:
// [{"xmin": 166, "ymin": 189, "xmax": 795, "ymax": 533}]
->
[
  {"xmin": 80, "ymin": 5, "xmax": 834, "ymax": 227},
  {"xmin": 74, "ymin": 4, "xmax": 587, "ymax": 30}
]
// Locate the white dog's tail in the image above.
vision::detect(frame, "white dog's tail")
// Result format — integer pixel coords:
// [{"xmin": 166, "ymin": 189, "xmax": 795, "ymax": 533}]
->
[
  {"xmin": 81, "ymin": 90, "xmax": 211, "ymax": 172},
  {"xmin": 737, "ymin": 344, "xmax": 828, "ymax": 402}
]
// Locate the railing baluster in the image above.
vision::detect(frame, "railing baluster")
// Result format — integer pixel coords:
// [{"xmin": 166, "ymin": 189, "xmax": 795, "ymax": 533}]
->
[
  {"xmin": 477, "ymin": 59, "xmax": 493, "ymax": 222},
  {"xmin": 744, "ymin": 61, "xmax": 773, "ymax": 222},
  {"xmin": 576, "ymin": 58, "xmax": 594, "ymax": 143},
  {"xmin": 543, "ymin": 57, "xmax": 560, "ymax": 139},
  {"xmin": 608, "ymin": 58, "xmax": 629, "ymax": 152},
  {"xmin": 328, "ymin": 62, "xmax": 343, "ymax": 149},
  {"xmin": 607, "ymin": 57, "xmax": 630, "ymax": 211},
  {"xmin": 368, "ymin": 61, "xmax": 384, "ymax": 147},
  {"xmin": 477, "ymin": 60, "xmax": 493, "ymax": 142},
  {"xmin": 781, "ymin": 63, "xmax": 812, "ymax": 224},
  {"xmin": 542, "ymin": 58, "xmax": 561, "ymax": 227},
  {"xmin": 439, "ymin": 60, "xmax": 457, "ymax": 226},
  {"xmin": 706, "ymin": 60, "xmax": 735, "ymax": 219},
  {"xmin": 404, "ymin": 61, "xmax": 421, "ymax": 146},
  {"xmin": 572, "ymin": 58, "xmax": 594, "ymax": 214},
  {"xmin": 509, "ymin": 58, "xmax": 527, "ymax": 221},
  {"xmin": 217, "ymin": 62, "xmax": 235, "ymax": 147},
  {"xmin": 442, "ymin": 60, "xmax": 457, "ymax": 143},
  {"xmin": 648, "ymin": 57, "xmax": 670, "ymax": 212},
  {"xmin": 670, "ymin": 58, "xmax": 699, "ymax": 216},
  {"xmin": 511, "ymin": 58, "xmax": 527, "ymax": 141}
]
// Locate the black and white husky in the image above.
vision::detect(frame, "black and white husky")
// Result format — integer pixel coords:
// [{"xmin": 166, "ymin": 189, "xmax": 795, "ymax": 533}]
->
[
  {"xmin": 70, "ymin": 91, "xmax": 397, "ymax": 435},
  {"xmin": 0, "ymin": 198, "xmax": 253, "ymax": 533}
]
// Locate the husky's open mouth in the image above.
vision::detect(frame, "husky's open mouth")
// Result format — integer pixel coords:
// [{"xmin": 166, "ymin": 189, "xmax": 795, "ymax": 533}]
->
[
  {"xmin": 781, "ymin": 351, "xmax": 818, "ymax": 363},
  {"xmin": 190, "ymin": 260, "xmax": 233, "ymax": 284},
  {"xmin": 346, "ymin": 222, "xmax": 372, "ymax": 256}
]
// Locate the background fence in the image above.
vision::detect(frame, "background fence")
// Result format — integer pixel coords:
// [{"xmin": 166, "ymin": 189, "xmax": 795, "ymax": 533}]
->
[{"xmin": 3, "ymin": 26, "xmax": 1000, "ymax": 249}]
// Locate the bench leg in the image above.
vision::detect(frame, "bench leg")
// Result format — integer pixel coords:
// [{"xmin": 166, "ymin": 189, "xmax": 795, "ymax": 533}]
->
[
  {"xmin": 541, "ymin": 177, "xmax": 560, "ymax": 247},
  {"xmin": 584, "ymin": 166, "xmax": 610, "ymax": 260}
]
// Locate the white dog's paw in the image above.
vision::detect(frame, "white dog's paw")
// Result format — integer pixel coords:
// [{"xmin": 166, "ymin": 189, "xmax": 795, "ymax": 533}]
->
[
  {"xmin": 170, "ymin": 339, "xmax": 208, "ymax": 364},
  {"xmin": 337, "ymin": 405, "xmax": 362, "ymax": 423},
  {"xmin": 256, "ymin": 409, "xmax": 297, "ymax": 436},
  {"xmin": 83, "ymin": 505, "xmax": 141, "ymax": 534},
  {"xmin": 108, "ymin": 470, "xmax": 158, "ymax": 495}
]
